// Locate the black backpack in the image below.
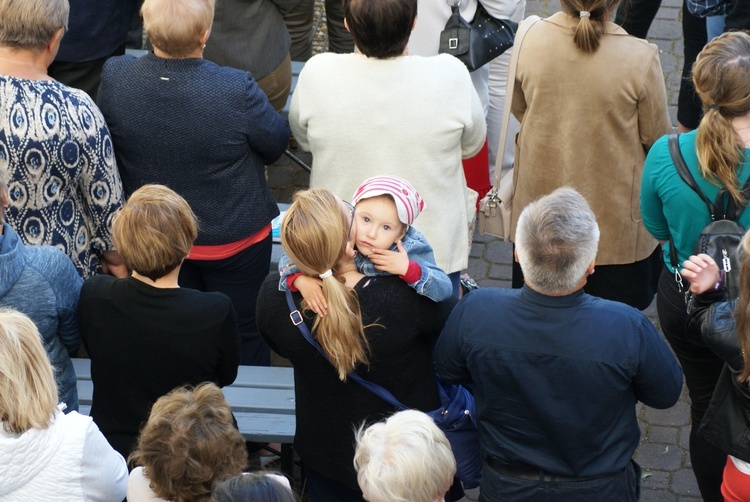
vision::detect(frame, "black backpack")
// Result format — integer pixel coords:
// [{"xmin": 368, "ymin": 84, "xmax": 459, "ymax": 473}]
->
[{"xmin": 667, "ymin": 133, "xmax": 750, "ymax": 300}]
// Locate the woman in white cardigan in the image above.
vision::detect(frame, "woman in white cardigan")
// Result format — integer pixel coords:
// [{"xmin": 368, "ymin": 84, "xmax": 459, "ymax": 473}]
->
[
  {"xmin": 0, "ymin": 309, "xmax": 127, "ymax": 502},
  {"xmin": 289, "ymin": 0, "xmax": 486, "ymax": 293}
]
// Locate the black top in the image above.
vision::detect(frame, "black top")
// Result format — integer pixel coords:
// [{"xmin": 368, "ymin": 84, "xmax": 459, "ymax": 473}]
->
[
  {"xmin": 257, "ymin": 273, "xmax": 452, "ymax": 489},
  {"xmin": 78, "ymin": 275, "xmax": 240, "ymax": 458}
]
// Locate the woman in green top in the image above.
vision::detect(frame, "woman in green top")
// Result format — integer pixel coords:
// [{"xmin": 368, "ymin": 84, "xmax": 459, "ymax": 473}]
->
[{"xmin": 640, "ymin": 32, "xmax": 750, "ymax": 502}]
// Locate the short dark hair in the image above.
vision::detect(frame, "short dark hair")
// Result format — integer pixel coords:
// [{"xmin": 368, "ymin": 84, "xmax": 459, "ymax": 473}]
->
[{"xmin": 343, "ymin": 0, "xmax": 417, "ymax": 58}]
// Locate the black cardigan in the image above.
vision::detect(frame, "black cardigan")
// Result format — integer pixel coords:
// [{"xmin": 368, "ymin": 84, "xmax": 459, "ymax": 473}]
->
[{"xmin": 257, "ymin": 273, "xmax": 453, "ymax": 489}]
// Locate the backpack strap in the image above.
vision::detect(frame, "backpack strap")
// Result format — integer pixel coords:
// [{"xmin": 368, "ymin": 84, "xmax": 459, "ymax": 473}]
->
[{"xmin": 668, "ymin": 133, "xmax": 717, "ymax": 217}]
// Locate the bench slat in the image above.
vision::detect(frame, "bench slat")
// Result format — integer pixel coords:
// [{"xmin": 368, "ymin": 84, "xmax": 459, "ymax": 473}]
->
[
  {"xmin": 72, "ymin": 358, "xmax": 294, "ymax": 390},
  {"xmin": 76, "ymin": 379, "xmax": 295, "ymax": 415}
]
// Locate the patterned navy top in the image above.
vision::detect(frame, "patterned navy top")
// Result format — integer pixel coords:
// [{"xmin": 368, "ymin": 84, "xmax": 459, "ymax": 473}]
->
[{"xmin": 0, "ymin": 76, "xmax": 124, "ymax": 278}]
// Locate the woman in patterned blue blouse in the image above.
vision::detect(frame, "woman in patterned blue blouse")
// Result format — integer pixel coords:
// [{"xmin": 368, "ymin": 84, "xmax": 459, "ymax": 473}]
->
[{"xmin": 0, "ymin": 0, "xmax": 125, "ymax": 279}]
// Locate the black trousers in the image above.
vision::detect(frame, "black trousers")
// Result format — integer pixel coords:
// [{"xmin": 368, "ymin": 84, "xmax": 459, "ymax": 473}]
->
[{"xmin": 656, "ymin": 267, "xmax": 726, "ymax": 501}]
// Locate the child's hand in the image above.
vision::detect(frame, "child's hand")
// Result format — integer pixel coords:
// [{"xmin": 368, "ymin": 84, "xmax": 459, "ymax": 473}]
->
[
  {"xmin": 680, "ymin": 254, "xmax": 721, "ymax": 294},
  {"xmin": 369, "ymin": 240, "xmax": 409, "ymax": 276},
  {"xmin": 294, "ymin": 275, "xmax": 328, "ymax": 316}
]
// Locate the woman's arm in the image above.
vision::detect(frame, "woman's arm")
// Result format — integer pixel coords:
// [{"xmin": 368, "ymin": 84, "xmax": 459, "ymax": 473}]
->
[{"xmin": 637, "ymin": 48, "xmax": 672, "ymax": 150}]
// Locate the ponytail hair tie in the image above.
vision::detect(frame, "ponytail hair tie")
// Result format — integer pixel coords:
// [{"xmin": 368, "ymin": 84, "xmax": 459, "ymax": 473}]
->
[
  {"xmin": 579, "ymin": 10, "xmax": 590, "ymax": 18},
  {"xmin": 319, "ymin": 269, "xmax": 333, "ymax": 279},
  {"xmin": 708, "ymin": 104, "xmax": 721, "ymax": 111}
]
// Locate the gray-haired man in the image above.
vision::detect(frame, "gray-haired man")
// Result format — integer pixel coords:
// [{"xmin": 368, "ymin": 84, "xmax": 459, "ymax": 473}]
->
[{"xmin": 435, "ymin": 187, "xmax": 682, "ymax": 501}]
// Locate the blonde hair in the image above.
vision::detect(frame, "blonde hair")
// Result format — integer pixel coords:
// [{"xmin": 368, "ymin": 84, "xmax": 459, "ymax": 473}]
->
[
  {"xmin": 354, "ymin": 410, "xmax": 456, "ymax": 502},
  {"xmin": 141, "ymin": 0, "xmax": 215, "ymax": 58},
  {"xmin": 281, "ymin": 189, "xmax": 369, "ymax": 380},
  {"xmin": 561, "ymin": 0, "xmax": 620, "ymax": 53},
  {"xmin": 0, "ymin": 0, "xmax": 69, "ymax": 51},
  {"xmin": 128, "ymin": 383, "xmax": 248, "ymax": 502},
  {"xmin": 113, "ymin": 184, "xmax": 198, "ymax": 281},
  {"xmin": 0, "ymin": 308, "xmax": 58, "ymax": 434},
  {"xmin": 692, "ymin": 31, "xmax": 750, "ymax": 206}
]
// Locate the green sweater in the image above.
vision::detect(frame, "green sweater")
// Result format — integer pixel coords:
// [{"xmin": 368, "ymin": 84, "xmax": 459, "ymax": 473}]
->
[{"xmin": 641, "ymin": 130, "xmax": 750, "ymax": 272}]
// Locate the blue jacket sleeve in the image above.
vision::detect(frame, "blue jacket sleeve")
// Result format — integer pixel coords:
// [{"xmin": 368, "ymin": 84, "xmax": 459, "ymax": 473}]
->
[
  {"xmin": 277, "ymin": 252, "xmax": 300, "ymax": 292},
  {"xmin": 400, "ymin": 227, "xmax": 453, "ymax": 302},
  {"xmin": 434, "ymin": 297, "xmax": 473, "ymax": 385},
  {"xmin": 243, "ymin": 75, "xmax": 290, "ymax": 165},
  {"xmin": 51, "ymin": 251, "xmax": 84, "ymax": 353},
  {"xmin": 632, "ymin": 314, "xmax": 683, "ymax": 409}
]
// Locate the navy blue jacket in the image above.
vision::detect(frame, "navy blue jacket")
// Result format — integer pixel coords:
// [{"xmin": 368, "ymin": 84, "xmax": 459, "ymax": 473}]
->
[
  {"xmin": 435, "ymin": 285, "xmax": 683, "ymax": 477},
  {"xmin": 97, "ymin": 54, "xmax": 290, "ymax": 245}
]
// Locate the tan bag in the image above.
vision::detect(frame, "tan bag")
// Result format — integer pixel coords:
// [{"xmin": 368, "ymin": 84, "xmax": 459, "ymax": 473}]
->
[
  {"xmin": 478, "ymin": 15, "xmax": 540, "ymax": 240},
  {"xmin": 478, "ymin": 168, "xmax": 513, "ymax": 239}
]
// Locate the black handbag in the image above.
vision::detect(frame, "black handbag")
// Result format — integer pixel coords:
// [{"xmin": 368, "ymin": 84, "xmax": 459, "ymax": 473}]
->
[
  {"xmin": 285, "ymin": 290, "xmax": 483, "ymax": 488},
  {"xmin": 698, "ymin": 363, "xmax": 750, "ymax": 463},
  {"xmin": 439, "ymin": 1, "xmax": 517, "ymax": 71}
]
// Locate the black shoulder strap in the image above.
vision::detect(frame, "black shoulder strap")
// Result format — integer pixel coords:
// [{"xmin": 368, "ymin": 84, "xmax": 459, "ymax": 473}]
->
[
  {"xmin": 725, "ymin": 171, "xmax": 750, "ymax": 221},
  {"xmin": 668, "ymin": 133, "xmax": 716, "ymax": 217}
]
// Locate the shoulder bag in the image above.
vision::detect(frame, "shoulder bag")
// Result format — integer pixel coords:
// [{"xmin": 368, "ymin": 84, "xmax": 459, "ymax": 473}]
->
[
  {"xmin": 285, "ymin": 290, "xmax": 483, "ymax": 488},
  {"xmin": 478, "ymin": 15, "xmax": 540, "ymax": 240},
  {"xmin": 439, "ymin": 1, "xmax": 518, "ymax": 71}
]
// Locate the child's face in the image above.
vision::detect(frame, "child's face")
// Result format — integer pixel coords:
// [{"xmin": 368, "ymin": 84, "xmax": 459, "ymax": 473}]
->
[{"xmin": 354, "ymin": 195, "xmax": 408, "ymax": 257}]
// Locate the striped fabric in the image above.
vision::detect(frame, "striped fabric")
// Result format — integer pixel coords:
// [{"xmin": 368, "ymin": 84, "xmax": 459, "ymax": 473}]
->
[{"xmin": 352, "ymin": 175, "xmax": 426, "ymax": 226}]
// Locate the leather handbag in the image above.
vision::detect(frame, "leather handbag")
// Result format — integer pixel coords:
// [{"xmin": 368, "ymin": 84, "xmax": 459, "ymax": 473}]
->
[
  {"xmin": 478, "ymin": 15, "xmax": 540, "ymax": 240},
  {"xmin": 439, "ymin": 1, "xmax": 517, "ymax": 71},
  {"xmin": 285, "ymin": 290, "xmax": 483, "ymax": 488}
]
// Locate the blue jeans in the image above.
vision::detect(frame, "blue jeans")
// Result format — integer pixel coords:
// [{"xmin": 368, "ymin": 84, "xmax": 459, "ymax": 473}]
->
[{"xmin": 478, "ymin": 460, "xmax": 641, "ymax": 501}]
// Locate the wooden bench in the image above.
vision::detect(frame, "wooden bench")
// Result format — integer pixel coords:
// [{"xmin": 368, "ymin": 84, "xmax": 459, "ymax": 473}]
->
[{"xmin": 72, "ymin": 358, "xmax": 297, "ymax": 473}]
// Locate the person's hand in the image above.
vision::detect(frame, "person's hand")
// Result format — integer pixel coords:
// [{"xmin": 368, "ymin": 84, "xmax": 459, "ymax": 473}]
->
[
  {"xmin": 369, "ymin": 241, "xmax": 409, "ymax": 276},
  {"xmin": 295, "ymin": 275, "xmax": 327, "ymax": 316},
  {"xmin": 100, "ymin": 251, "xmax": 128, "ymax": 278},
  {"xmin": 680, "ymin": 254, "xmax": 721, "ymax": 294}
]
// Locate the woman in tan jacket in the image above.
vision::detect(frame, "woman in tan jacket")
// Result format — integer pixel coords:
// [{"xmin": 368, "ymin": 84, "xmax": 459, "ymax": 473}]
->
[{"xmin": 509, "ymin": 0, "xmax": 671, "ymax": 309}]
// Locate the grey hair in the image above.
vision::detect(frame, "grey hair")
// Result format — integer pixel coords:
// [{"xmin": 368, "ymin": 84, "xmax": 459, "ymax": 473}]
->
[
  {"xmin": 515, "ymin": 187, "xmax": 600, "ymax": 295},
  {"xmin": 0, "ymin": 0, "xmax": 69, "ymax": 51}
]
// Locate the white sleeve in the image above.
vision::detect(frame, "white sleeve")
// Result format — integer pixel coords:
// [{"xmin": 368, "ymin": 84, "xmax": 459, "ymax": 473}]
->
[
  {"xmin": 80, "ymin": 419, "xmax": 128, "ymax": 501},
  {"xmin": 127, "ymin": 467, "xmax": 168, "ymax": 502}
]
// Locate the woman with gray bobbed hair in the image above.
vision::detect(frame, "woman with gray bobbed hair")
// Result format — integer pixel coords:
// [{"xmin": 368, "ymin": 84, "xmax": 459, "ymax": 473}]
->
[
  {"xmin": 0, "ymin": 0, "xmax": 125, "ymax": 278},
  {"xmin": 97, "ymin": 0, "xmax": 290, "ymax": 365},
  {"xmin": 515, "ymin": 187, "xmax": 600, "ymax": 296}
]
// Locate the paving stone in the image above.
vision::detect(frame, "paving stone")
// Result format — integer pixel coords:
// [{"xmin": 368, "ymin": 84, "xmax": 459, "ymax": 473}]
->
[
  {"xmin": 640, "ymin": 469, "xmax": 672, "ymax": 491},
  {"xmin": 469, "ymin": 242, "xmax": 484, "ymax": 259},
  {"xmin": 484, "ymin": 240, "xmax": 513, "ymax": 264},
  {"xmin": 635, "ymin": 443, "xmax": 684, "ymax": 471},
  {"xmin": 489, "ymin": 263, "xmax": 513, "ymax": 281},
  {"xmin": 477, "ymin": 278, "xmax": 512, "ymax": 290},
  {"xmin": 671, "ymin": 468, "xmax": 701, "ymax": 497},
  {"xmin": 648, "ymin": 425, "xmax": 679, "ymax": 444},
  {"xmin": 642, "ymin": 400, "xmax": 691, "ymax": 427},
  {"xmin": 641, "ymin": 489, "xmax": 676, "ymax": 502}
]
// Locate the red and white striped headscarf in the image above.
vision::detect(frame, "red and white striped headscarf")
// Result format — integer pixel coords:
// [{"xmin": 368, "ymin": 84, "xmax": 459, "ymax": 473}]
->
[{"xmin": 352, "ymin": 175, "xmax": 426, "ymax": 226}]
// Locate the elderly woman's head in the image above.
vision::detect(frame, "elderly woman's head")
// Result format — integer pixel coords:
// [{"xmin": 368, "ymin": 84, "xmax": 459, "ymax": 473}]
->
[
  {"xmin": 0, "ymin": 0, "xmax": 69, "ymax": 52},
  {"xmin": 0, "ymin": 308, "xmax": 58, "ymax": 434},
  {"xmin": 343, "ymin": 0, "xmax": 417, "ymax": 58},
  {"xmin": 515, "ymin": 187, "xmax": 599, "ymax": 295},
  {"xmin": 113, "ymin": 184, "xmax": 198, "ymax": 281},
  {"xmin": 128, "ymin": 383, "xmax": 247, "ymax": 502},
  {"xmin": 281, "ymin": 188, "xmax": 367, "ymax": 381},
  {"xmin": 354, "ymin": 410, "xmax": 456, "ymax": 502},
  {"xmin": 141, "ymin": 0, "xmax": 215, "ymax": 58}
]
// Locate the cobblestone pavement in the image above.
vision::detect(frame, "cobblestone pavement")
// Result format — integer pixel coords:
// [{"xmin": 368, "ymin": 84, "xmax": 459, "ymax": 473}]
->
[{"xmin": 269, "ymin": 0, "xmax": 702, "ymax": 499}]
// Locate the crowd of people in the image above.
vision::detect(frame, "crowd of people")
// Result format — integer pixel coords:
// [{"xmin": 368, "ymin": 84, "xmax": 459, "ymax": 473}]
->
[{"xmin": 2, "ymin": 0, "xmax": 750, "ymax": 500}]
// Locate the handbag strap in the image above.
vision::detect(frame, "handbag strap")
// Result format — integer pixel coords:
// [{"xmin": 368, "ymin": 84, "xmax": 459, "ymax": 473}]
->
[
  {"xmin": 491, "ymin": 14, "xmax": 541, "ymax": 190},
  {"xmin": 284, "ymin": 289, "xmax": 409, "ymax": 410}
]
